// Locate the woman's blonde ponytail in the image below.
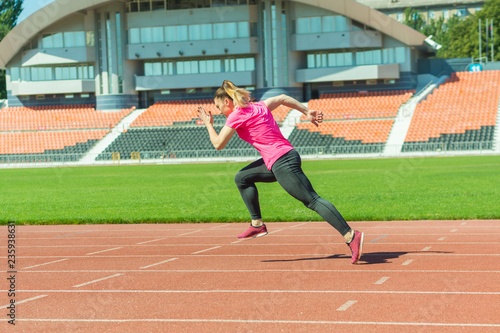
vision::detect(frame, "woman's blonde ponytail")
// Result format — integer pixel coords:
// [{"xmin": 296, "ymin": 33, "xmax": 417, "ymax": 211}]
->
[{"xmin": 215, "ymin": 80, "xmax": 252, "ymax": 108}]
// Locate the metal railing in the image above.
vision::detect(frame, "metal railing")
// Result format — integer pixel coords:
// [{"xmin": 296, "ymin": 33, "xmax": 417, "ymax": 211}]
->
[{"xmin": 0, "ymin": 141, "xmax": 495, "ymax": 166}]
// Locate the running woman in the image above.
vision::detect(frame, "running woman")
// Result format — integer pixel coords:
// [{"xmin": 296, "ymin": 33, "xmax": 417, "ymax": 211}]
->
[{"xmin": 196, "ymin": 80, "xmax": 364, "ymax": 264}]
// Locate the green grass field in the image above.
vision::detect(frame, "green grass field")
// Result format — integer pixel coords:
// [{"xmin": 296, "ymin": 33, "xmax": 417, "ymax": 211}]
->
[{"xmin": 1, "ymin": 155, "xmax": 499, "ymax": 225}]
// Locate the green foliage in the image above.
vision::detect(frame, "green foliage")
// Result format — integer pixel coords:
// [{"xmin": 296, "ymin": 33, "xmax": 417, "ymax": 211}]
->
[
  {"xmin": 402, "ymin": 0, "xmax": 500, "ymax": 59},
  {"xmin": 0, "ymin": 0, "xmax": 23, "ymax": 99},
  {"xmin": 1, "ymin": 156, "xmax": 499, "ymax": 224}
]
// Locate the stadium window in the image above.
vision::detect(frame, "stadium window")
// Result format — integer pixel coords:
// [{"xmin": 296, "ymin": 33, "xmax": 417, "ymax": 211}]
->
[
  {"xmin": 65, "ymin": 94, "xmax": 74, "ymax": 99},
  {"xmin": 310, "ymin": 17, "xmax": 321, "ymax": 33},
  {"xmin": 64, "ymin": 32, "xmax": 75, "ymax": 47},
  {"xmin": 52, "ymin": 33, "xmax": 63, "ymax": 48},
  {"xmin": 141, "ymin": 27, "xmax": 152, "ymax": 43},
  {"xmin": 443, "ymin": 10, "xmax": 449, "ymax": 19},
  {"xmin": 164, "ymin": 26, "xmax": 176, "ymax": 42},
  {"xmin": 344, "ymin": 52, "xmax": 353, "ymax": 66},
  {"xmin": 333, "ymin": 81, "xmax": 344, "ymax": 87},
  {"xmin": 238, "ymin": 22, "xmax": 249, "ymax": 38},
  {"xmin": 385, "ymin": 79, "xmax": 396, "ymax": 84},
  {"xmin": 161, "ymin": 90, "xmax": 170, "ymax": 94},
  {"xmin": 296, "ymin": 18, "xmax": 309, "ymax": 34},
  {"xmin": 307, "ymin": 54, "xmax": 315, "ymax": 68},
  {"xmin": 213, "ymin": 23, "xmax": 225, "ymax": 39},
  {"xmin": 189, "ymin": 25, "xmax": 202, "ymax": 41},
  {"xmin": 10, "ymin": 67, "xmax": 20, "ymax": 81},
  {"xmin": 226, "ymin": 22, "xmax": 238, "ymax": 38},
  {"xmin": 395, "ymin": 47, "xmax": 406, "ymax": 63},
  {"xmin": 177, "ymin": 25, "xmax": 188, "ymax": 41},
  {"xmin": 81, "ymin": 93, "xmax": 90, "ymax": 98},
  {"xmin": 200, "ymin": 24, "xmax": 212, "ymax": 40},
  {"xmin": 428, "ymin": 10, "xmax": 435, "ymax": 19},
  {"xmin": 186, "ymin": 88, "xmax": 196, "ymax": 94},
  {"xmin": 145, "ymin": 63, "xmax": 154, "ymax": 76},
  {"xmin": 366, "ymin": 79, "xmax": 377, "ymax": 85},
  {"xmin": 202, "ymin": 87, "xmax": 212, "ymax": 93},
  {"xmin": 163, "ymin": 62, "xmax": 173, "ymax": 75},
  {"xmin": 245, "ymin": 58, "xmax": 255, "ymax": 71},
  {"xmin": 36, "ymin": 95, "xmax": 45, "ymax": 100},
  {"xmin": 153, "ymin": 62, "xmax": 162, "ymax": 75},
  {"xmin": 152, "ymin": 27, "xmax": 164, "ymax": 42},
  {"xmin": 335, "ymin": 16, "xmax": 347, "ymax": 32},
  {"xmin": 20, "ymin": 96, "xmax": 29, "ymax": 101},
  {"xmin": 129, "ymin": 28, "xmax": 140, "ymax": 43},
  {"xmin": 322, "ymin": 16, "xmax": 334, "ymax": 33},
  {"xmin": 396, "ymin": 13, "xmax": 403, "ymax": 22},
  {"xmin": 383, "ymin": 48, "xmax": 395, "ymax": 64},
  {"xmin": 42, "ymin": 34, "xmax": 53, "ymax": 48}
]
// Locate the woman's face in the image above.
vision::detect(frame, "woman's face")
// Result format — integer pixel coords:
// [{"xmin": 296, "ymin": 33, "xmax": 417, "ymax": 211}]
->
[{"xmin": 214, "ymin": 97, "xmax": 234, "ymax": 117}]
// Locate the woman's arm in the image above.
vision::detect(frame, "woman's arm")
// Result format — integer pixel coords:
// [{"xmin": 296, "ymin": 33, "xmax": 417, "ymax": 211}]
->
[
  {"xmin": 264, "ymin": 94, "xmax": 323, "ymax": 127},
  {"xmin": 196, "ymin": 107, "xmax": 236, "ymax": 150}
]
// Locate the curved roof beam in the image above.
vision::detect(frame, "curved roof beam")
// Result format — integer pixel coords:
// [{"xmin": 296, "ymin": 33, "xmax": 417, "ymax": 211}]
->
[
  {"xmin": 290, "ymin": 0, "xmax": 428, "ymax": 47},
  {"xmin": 0, "ymin": 0, "xmax": 117, "ymax": 68},
  {"xmin": 0, "ymin": 0, "xmax": 432, "ymax": 68}
]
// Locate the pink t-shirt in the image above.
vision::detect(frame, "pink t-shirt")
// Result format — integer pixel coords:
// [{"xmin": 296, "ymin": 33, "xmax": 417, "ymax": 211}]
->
[{"xmin": 225, "ymin": 101, "xmax": 294, "ymax": 170}]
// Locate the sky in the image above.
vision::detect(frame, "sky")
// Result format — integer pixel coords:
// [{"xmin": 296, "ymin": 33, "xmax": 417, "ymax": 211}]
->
[{"xmin": 17, "ymin": 0, "xmax": 57, "ymax": 23}]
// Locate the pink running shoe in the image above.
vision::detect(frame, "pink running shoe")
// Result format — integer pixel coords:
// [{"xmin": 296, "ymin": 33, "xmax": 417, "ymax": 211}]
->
[
  {"xmin": 347, "ymin": 230, "xmax": 364, "ymax": 264},
  {"xmin": 238, "ymin": 224, "xmax": 268, "ymax": 240}
]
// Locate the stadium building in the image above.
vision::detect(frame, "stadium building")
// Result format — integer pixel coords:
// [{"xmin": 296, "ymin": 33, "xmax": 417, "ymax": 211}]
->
[
  {"xmin": 0, "ymin": 0, "xmax": 499, "ymax": 166},
  {"xmin": 0, "ymin": 0, "xmax": 440, "ymax": 109}
]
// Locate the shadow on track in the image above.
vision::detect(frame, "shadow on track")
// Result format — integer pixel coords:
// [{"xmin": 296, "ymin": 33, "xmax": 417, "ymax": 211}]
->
[{"xmin": 261, "ymin": 250, "xmax": 453, "ymax": 265}]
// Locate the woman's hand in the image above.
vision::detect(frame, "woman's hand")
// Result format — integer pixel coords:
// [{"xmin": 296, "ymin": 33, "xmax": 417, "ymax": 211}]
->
[
  {"xmin": 197, "ymin": 106, "xmax": 213, "ymax": 126},
  {"xmin": 307, "ymin": 110, "xmax": 323, "ymax": 127}
]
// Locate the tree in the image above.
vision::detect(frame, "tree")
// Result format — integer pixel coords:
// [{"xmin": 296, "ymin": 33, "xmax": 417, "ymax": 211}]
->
[
  {"xmin": 403, "ymin": 7, "xmax": 426, "ymax": 32},
  {"xmin": 402, "ymin": 0, "xmax": 500, "ymax": 60},
  {"xmin": 0, "ymin": 0, "xmax": 23, "ymax": 99}
]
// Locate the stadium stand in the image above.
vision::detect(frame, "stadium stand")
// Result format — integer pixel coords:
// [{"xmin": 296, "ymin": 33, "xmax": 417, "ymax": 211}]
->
[
  {"xmin": 98, "ymin": 115, "xmax": 252, "ymax": 160},
  {"xmin": 403, "ymin": 71, "xmax": 499, "ymax": 152},
  {"xmin": 0, "ymin": 105, "xmax": 134, "ymax": 163},
  {"xmin": 131, "ymin": 100, "xmax": 293, "ymax": 128},
  {"xmin": 307, "ymin": 90, "xmax": 414, "ymax": 120},
  {"xmin": 0, "ymin": 105, "xmax": 132, "ymax": 131},
  {"xmin": 288, "ymin": 90, "xmax": 413, "ymax": 154}
]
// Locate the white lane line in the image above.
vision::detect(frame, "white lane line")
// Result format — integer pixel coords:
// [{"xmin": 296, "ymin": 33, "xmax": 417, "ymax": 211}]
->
[
  {"xmin": 136, "ymin": 238, "xmax": 168, "ymax": 245},
  {"xmin": 191, "ymin": 246, "xmax": 221, "ymax": 255},
  {"xmin": 15, "ymin": 268, "xmax": 500, "ymax": 274},
  {"xmin": 178, "ymin": 230, "xmax": 204, "ymax": 236},
  {"xmin": 23, "ymin": 259, "xmax": 68, "ymax": 269},
  {"xmin": 12, "ymin": 318, "xmax": 500, "ymax": 327},
  {"xmin": 140, "ymin": 258, "xmax": 178, "ymax": 269},
  {"xmin": 402, "ymin": 259, "xmax": 414, "ymax": 266},
  {"xmin": 438, "ymin": 237, "xmax": 446, "ymax": 241},
  {"xmin": 451, "ymin": 229, "xmax": 458, "ymax": 233},
  {"xmin": 336, "ymin": 300, "xmax": 357, "ymax": 311},
  {"xmin": 289, "ymin": 222, "xmax": 308, "ymax": 229},
  {"xmin": 86, "ymin": 247, "xmax": 123, "ymax": 256},
  {"xmin": 421, "ymin": 246, "xmax": 432, "ymax": 251},
  {"xmin": 12, "ymin": 289, "xmax": 500, "ymax": 296},
  {"xmin": 368, "ymin": 235, "xmax": 388, "ymax": 243},
  {"xmin": 73, "ymin": 274, "xmax": 123, "ymax": 288},
  {"xmin": 374, "ymin": 277, "xmax": 390, "ymax": 285},
  {"xmin": 1, "ymin": 295, "xmax": 48, "ymax": 308},
  {"xmin": 461, "ymin": 222, "xmax": 467, "ymax": 226}
]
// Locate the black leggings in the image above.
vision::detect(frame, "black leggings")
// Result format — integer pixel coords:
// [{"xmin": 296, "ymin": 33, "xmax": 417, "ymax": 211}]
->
[{"xmin": 234, "ymin": 149, "xmax": 351, "ymax": 236}]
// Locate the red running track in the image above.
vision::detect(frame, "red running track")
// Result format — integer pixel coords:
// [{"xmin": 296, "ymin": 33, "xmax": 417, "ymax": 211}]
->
[{"xmin": 2, "ymin": 220, "xmax": 500, "ymax": 332}]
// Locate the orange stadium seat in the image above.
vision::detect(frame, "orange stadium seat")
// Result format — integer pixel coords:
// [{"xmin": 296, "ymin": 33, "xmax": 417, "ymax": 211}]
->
[
  {"xmin": 306, "ymin": 90, "xmax": 414, "ymax": 121},
  {"xmin": 0, "ymin": 105, "xmax": 133, "ymax": 131},
  {"xmin": 405, "ymin": 71, "xmax": 500, "ymax": 142}
]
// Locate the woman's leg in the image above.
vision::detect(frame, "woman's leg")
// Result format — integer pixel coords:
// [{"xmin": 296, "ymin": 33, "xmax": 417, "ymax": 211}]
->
[
  {"xmin": 234, "ymin": 158, "xmax": 277, "ymax": 225},
  {"xmin": 271, "ymin": 150, "xmax": 352, "ymax": 239}
]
